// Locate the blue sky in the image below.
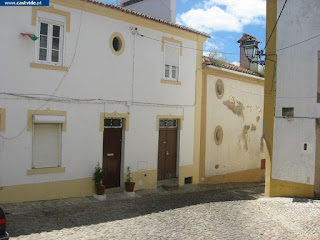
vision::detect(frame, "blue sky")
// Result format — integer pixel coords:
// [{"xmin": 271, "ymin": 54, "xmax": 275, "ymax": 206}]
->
[{"xmin": 101, "ymin": 0, "xmax": 266, "ymax": 64}]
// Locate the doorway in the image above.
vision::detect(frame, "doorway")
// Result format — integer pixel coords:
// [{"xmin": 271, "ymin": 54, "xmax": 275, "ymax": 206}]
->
[
  {"xmin": 158, "ymin": 119, "xmax": 178, "ymax": 180},
  {"xmin": 103, "ymin": 118, "xmax": 123, "ymax": 188}
]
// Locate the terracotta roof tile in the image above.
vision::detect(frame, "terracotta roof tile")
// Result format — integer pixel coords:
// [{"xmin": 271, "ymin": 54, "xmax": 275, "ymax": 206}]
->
[
  {"xmin": 203, "ymin": 57, "xmax": 261, "ymax": 77},
  {"xmin": 86, "ymin": 0, "xmax": 210, "ymax": 38}
]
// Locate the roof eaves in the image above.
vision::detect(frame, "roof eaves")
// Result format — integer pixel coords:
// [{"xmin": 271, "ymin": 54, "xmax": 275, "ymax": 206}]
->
[
  {"xmin": 203, "ymin": 57, "xmax": 261, "ymax": 77},
  {"xmin": 86, "ymin": 0, "xmax": 210, "ymax": 38}
]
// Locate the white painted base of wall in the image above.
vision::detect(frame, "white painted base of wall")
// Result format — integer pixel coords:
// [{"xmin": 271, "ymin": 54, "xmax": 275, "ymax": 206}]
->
[
  {"xmin": 124, "ymin": 191, "xmax": 136, "ymax": 198},
  {"xmin": 93, "ymin": 194, "xmax": 107, "ymax": 201}
]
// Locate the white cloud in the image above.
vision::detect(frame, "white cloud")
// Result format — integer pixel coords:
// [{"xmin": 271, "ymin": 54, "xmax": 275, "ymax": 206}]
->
[
  {"xmin": 177, "ymin": 0, "xmax": 266, "ymax": 33},
  {"xmin": 231, "ymin": 61, "xmax": 240, "ymax": 66}
]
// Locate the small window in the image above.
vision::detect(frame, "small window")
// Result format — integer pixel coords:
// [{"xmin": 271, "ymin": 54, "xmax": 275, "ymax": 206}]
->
[
  {"xmin": 159, "ymin": 119, "xmax": 178, "ymax": 128},
  {"xmin": 112, "ymin": 37, "xmax": 121, "ymax": 52},
  {"xmin": 104, "ymin": 118, "xmax": 123, "ymax": 128},
  {"xmin": 110, "ymin": 33, "xmax": 125, "ymax": 55},
  {"xmin": 33, "ymin": 123, "xmax": 61, "ymax": 168},
  {"xmin": 164, "ymin": 43, "xmax": 180, "ymax": 81},
  {"xmin": 37, "ymin": 19, "xmax": 64, "ymax": 65},
  {"xmin": 215, "ymin": 79, "xmax": 224, "ymax": 99},
  {"xmin": 214, "ymin": 126, "xmax": 223, "ymax": 146}
]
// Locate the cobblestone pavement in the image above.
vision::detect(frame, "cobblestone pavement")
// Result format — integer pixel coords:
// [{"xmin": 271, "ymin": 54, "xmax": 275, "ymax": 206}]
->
[{"xmin": 2, "ymin": 182, "xmax": 320, "ymax": 239}]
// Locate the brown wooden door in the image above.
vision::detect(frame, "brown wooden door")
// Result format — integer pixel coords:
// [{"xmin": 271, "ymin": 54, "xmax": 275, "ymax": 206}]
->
[
  {"xmin": 158, "ymin": 129, "xmax": 177, "ymax": 180},
  {"xmin": 103, "ymin": 128, "xmax": 122, "ymax": 188}
]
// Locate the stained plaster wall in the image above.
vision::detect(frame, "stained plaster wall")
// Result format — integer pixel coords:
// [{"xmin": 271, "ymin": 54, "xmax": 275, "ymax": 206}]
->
[{"xmin": 205, "ymin": 67, "xmax": 265, "ymax": 177}]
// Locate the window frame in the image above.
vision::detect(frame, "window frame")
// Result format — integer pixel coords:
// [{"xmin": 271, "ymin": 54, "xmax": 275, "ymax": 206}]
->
[
  {"xmin": 163, "ymin": 42, "xmax": 180, "ymax": 82},
  {"xmin": 32, "ymin": 123, "xmax": 62, "ymax": 169},
  {"xmin": 35, "ymin": 13, "xmax": 65, "ymax": 67}
]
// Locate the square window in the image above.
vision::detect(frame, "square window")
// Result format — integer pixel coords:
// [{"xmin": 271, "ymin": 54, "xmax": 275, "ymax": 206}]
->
[{"xmin": 37, "ymin": 19, "xmax": 64, "ymax": 66}]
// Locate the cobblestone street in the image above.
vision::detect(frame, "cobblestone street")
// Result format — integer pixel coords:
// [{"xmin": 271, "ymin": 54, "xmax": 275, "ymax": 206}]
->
[{"xmin": 2, "ymin": 183, "xmax": 320, "ymax": 239}]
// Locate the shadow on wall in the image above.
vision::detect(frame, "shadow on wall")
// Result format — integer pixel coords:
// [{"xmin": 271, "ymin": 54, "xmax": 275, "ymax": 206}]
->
[{"xmin": 4, "ymin": 183, "xmax": 264, "ymax": 237}]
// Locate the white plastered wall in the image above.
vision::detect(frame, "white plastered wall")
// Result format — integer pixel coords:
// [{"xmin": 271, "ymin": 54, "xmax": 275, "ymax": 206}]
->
[
  {"xmin": 271, "ymin": 0, "xmax": 320, "ymax": 185},
  {"xmin": 0, "ymin": 3, "xmax": 198, "ymax": 188}
]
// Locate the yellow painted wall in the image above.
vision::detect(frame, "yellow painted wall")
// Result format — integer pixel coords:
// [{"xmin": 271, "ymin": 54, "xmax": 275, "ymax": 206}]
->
[
  {"xmin": 0, "ymin": 178, "xmax": 94, "ymax": 204},
  {"xmin": 264, "ymin": 0, "xmax": 277, "ymax": 197}
]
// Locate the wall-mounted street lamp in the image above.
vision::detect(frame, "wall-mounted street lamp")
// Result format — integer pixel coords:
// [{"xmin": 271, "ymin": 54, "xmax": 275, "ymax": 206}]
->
[{"xmin": 242, "ymin": 39, "xmax": 265, "ymax": 65}]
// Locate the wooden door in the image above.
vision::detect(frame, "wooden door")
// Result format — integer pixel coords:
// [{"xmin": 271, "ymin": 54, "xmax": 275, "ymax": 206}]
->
[
  {"xmin": 103, "ymin": 128, "xmax": 122, "ymax": 188},
  {"xmin": 158, "ymin": 129, "xmax": 177, "ymax": 180}
]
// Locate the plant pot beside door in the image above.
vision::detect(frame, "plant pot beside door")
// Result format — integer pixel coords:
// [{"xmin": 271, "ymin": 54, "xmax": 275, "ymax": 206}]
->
[
  {"xmin": 125, "ymin": 166, "xmax": 135, "ymax": 192},
  {"xmin": 93, "ymin": 163, "xmax": 105, "ymax": 195}
]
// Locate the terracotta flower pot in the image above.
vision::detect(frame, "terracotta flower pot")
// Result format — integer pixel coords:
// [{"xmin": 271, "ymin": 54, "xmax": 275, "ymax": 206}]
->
[
  {"xmin": 125, "ymin": 182, "xmax": 135, "ymax": 192},
  {"xmin": 96, "ymin": 184, "xmax": 105, "ymax": 195}
]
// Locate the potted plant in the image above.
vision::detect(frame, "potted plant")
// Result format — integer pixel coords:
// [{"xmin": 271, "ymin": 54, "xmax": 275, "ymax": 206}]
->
[
  {"xmin": 93, "ymin": 163, "xmax": 105, "ymax": 195},
  {"xmin": 125, "ymin": 166, "xmax": 135, "ymax": 192}
]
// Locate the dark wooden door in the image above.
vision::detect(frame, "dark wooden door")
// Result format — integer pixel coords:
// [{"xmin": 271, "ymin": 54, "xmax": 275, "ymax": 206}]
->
[
  {"xmin": 103, "ymin": 128, "xmax": 122, "ymax": 188},
  {"xmin": 158, "ymin": 129, "xmax": 177, "ymax": 180}
]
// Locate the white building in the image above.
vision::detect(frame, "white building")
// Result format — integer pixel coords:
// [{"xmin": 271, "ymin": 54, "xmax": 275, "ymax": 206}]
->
[
  {"xmin": 265, "ymin": 0, "xmax": 320, "ymax": 197},
  {"xmin": 0, "ymin": 0, "xmax": 208, "ymax": 203}
]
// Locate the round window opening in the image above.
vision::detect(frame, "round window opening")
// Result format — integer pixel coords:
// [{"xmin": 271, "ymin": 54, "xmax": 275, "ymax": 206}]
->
[
  {"xmin": 215, "ymin": 79, "xmax": 224, "ymax": 99},
  {"xmin": 112, "ymin": 37, "xmax": 122, "ymax": 52},
  {"xmin": 214, "ymin": 126, "xmax": 223, "ymax": 145}
]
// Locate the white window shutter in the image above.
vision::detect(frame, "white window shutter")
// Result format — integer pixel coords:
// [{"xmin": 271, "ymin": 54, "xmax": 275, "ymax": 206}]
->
[
  {"xmin": 33, "ymin": 124, "xmax": 61, "ymax": 168},
  {"xmin": 165, "ymin": 44, "xmax": 179, "ymax": 66}
]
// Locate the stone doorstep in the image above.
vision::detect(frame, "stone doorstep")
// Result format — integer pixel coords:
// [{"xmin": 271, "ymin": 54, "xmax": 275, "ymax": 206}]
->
[
  {"xmin": 93, "ymin": 190, "xmax": 140, "ymax": 201},
  {"xmin": 104, "ymin": 187, "xmax": 123, "ymax": 194},
  {"xmin": 162, "ymin": 183, "xmax": 179, "ymax": 191},
  {"xmin": 158, "ymin": 178, "xmax": 179, "ymax": 191}
]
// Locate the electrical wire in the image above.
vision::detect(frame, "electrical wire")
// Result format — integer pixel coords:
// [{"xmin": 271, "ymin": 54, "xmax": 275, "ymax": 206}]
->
[
  {"xmin": 0, "ymin": 7, "xmax": 85, "ymax": 140},
  {"xmin": 136, "ymin": 32, "xmax": 239, "ymax": 55},
  {"xmin": 264, "ymin": 0, "xmax": 288, "ymax": 51}
]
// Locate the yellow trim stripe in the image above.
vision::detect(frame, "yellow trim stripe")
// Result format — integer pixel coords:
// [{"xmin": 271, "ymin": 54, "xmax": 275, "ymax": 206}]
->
[
  {"xmin": 157, "ymin": 115, "xmax": 184, "ymax": 130},
  {"xmin": 27, "ymin": 167, "xmax": 66, "ymax": 175},
  {"xmin": 32, "ymin": 5, "xmax": 71, "ymax": 32},
  {"xmin": 50, "ymin": 0, "xmax": 208, "ymax": 42},
  {"xmin": 269, "ymin": 179, "xmax": 314, "ymax": 198},
  {"xmin": 27, "ymin": 109, "xmax": 67, "ymax": 132},
  {"xmin": 161, "ymin": 36, "xmax": 183, "ymax": 56},
  {"xmin": 160, "ymin": 79, "xmax": 181, "ymax": 85},
  {"xmin": 203, "ymin": 66, "xmax": 264, "ymax": 86},
  {"xmin": 201, "ymin": 168, "xmax": 265, "ymax": 184},
  {"xmin": 30, "ymin": 62, "xmax": 69, "ymax": 72},
  {"xmin": 100, "ymin": 112, "xmax": 130, "ymax": 131},
  {"xmin": 0, "ymin": 108, "xmax": 6, "ymax": 132},
  {"xmin": 0, "ymin": 177, "xmax": 94, "ymax": 204}
]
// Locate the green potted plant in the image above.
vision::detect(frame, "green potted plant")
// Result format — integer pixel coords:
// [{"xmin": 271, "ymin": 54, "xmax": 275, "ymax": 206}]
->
[
  {"xmin": 125, "ymin": 166, "xmax": 135, "ymax": 192},
  {"xmin": 93, "ymin": 163, "xmax": 105, "ymax": 195}
]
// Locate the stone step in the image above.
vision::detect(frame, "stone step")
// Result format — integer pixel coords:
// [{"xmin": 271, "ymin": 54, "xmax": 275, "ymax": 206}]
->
[
  {"xmin": 162, "ymin": 183, "xmax": 179, "ymax": 191},
  {"xmin": 104, "ymin": 187, "xmax": 123, "ymax": 194}
]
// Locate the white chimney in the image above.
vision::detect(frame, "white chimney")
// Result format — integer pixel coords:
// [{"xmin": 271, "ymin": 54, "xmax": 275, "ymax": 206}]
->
[{"xmin": 121, "ymin": 0, "xmax": 176, "ymax": 23}]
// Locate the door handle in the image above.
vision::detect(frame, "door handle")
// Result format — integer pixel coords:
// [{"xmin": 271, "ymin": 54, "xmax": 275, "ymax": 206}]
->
[
  {"xmin": 166, "ymin": 151, "xmax": 169, "ymax": 156},
  {"xmin": 107, "ymin": 153, "xmax": 114, "ymax": 157}
]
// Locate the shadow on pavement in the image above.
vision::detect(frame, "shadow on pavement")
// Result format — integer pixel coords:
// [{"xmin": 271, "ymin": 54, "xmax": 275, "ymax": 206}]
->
[{"xmin": 5, "ymin": 182, "xmax": 264, "ymax": 237}]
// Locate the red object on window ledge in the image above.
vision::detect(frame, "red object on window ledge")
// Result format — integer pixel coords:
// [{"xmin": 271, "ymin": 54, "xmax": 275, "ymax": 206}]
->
[{"xmin": 261, "ymin": 159, "xmax": 266, "ymax": 169}]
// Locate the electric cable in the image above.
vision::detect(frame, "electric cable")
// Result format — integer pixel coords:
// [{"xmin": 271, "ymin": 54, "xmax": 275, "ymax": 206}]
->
[
  {"xmin": 264, "ymin": 0, "xmax": 288, "ymax": 51},
  {"xmin": 0, "ymin": 7, "xmax": 85, "ymax": 140}
]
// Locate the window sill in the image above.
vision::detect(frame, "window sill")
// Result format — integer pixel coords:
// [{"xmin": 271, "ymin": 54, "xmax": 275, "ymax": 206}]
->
[
  {"xmin": 27, "ymin": 167, "xmax": 66, "ymax": 175},
  {"xmin": 30, "ymin": 62, "xmax": 69, "ymax": 72},
  {"xmin": 161, "ymin": 79, "xmax": 181, "ymax": 86}
]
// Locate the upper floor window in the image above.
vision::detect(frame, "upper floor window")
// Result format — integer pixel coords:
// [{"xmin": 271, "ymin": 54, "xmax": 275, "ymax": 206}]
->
[
  {"xmin": 37, "ymin": 18, "xmax": 64, "ymax": 66},
  {"xmin": 164, "ymin": 43, "xmax": 180, "ymax": 81}
]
